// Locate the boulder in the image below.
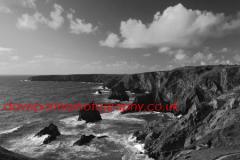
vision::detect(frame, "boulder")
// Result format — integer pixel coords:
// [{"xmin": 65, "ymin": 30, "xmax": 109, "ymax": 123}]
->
[
  {"xmin": 73, "ymin": 135, "xmax": 96, "ymax": 146},
  {"xmin": 78, "ymin": 101, "xmax": 102, "ymax": 123},
  {"xmin": 35, "ymin": 123, "xmax": 61, "ymax": 144},
  {"xmin": 108, "ymin": 82, "xmax": 129, "ymax": 101}
]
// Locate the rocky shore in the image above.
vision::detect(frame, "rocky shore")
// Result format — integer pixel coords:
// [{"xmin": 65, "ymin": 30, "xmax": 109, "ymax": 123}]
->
[{"xmin": 28, "ymin": 65, "xmax": 240, "ymax": 159}]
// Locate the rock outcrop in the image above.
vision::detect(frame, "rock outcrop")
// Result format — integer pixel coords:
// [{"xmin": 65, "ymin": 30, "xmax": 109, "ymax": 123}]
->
[
  {"xmin": 108, "ymin": 82, "xmax": 129, "ymax": 101},
  {"xmin": 0, "ymin": 146, "xmax": 35, "ymax": 160},
  {"xmin": 78, "ymin": 101, "xmax": 102, "ymax": 123},
  {"xmin": 73, "ymin": 135, "xmax": 96, "ymax": 146},
  {"xmin": 35, "ymin": 123, "xmax": 61, "ymax": 144}
]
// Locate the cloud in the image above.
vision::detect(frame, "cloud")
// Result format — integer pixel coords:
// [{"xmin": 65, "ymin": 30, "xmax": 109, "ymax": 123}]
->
[
  {"xmin": 0, "ymin": 5, "xmax": 12, "ymax": 13},
  {"xmin": 10, "ymin": 56, "xmax": 20, "ymax": 60},
  {"xmin": 67, "ymin": 13, "xmax": 97, "ymax": 34},
  {"xmin": 0, "ymin": 47, "xmax": 15, "ymax": 52},
  {"xmin": 91, "ymin": 61, "xmax": 101, "ymax": 65},
  {"xmin": 150, "ymin": 65, "xmax": 162, "ymax": 71},
  {"xmin": 100, "ymin": 3, "xmax": 240, "ymax": 49},
  {"xmin": 106, "ymin": 61, "xmax": 145, "ymax": 70},
  {"xmin": 218, "ymin": 47, "xmax": 231, "ymax": 53},
  {"xmin": 34, "ymin": 55, "xmax": 44, "ymax": 58},
  {"xmin": 20, "ymin": 0, "xmax": 37, "ymax": 9},
  {"xmin": 143, "ymin": 54, "xmax": 151, "ymax": 57},
  {"xmin": 16, "ymin": 4, "xmax": 64, "ymax": 30},
  {"xmin": 234, "ymin": 54, "xmax": 240, "ymax": 62},
  {"xmin": 173, "ymin": 49, "xmax": 214, "ymax": 65},
  {"xmin": 158, "ymin": 47, "xmax": 171, "ymax": 53},
  {"xmin": 219, "ymin": 60, "xmax": 233, "ymax": 65},
  {"xmin": 47, "ymin": 4, "xmax": 64, "ymax": 29},
  {"xmin": 100, "ymin": 33, "xmax": 120, "ymax": 47},
  {"xmin": 16, "ymin": 12, "xmax": 45, "ymax": 30}
]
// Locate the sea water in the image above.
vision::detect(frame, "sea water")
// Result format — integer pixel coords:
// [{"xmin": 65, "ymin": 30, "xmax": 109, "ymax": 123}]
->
[{"xmin": 0, "ymin": 75, "xmax": 171, "ymax": 160}]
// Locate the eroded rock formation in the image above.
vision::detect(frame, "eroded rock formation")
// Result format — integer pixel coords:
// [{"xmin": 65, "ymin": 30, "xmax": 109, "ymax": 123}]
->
[
  {"xmin": 35, "ymin": 123, "xmax": 61, "ymax": 144},
  {"xmin": 108, "ymin": 82, "xmax": 129, "ymax": 101},
  {"xmin": 78, "ymin": 101, "xmax": 102, "ymax": 123}
]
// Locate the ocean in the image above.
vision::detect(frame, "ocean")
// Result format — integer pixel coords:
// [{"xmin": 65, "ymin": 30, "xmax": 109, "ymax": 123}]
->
[{"xmin": 0, "ymin": 75, "xmax": 170, "ymax": 160}]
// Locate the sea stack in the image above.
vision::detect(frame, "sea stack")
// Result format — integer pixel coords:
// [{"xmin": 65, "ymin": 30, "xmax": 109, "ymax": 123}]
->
[
  {"xmin": 78, "ymin": 101, "xmax": 102, "ymax": 123},
  {"xmin": 108, "ymin": 82, "xmax": 129, "ymax": 101},
  {"xmin": 35, "ymin": 123, "xmax": 61, "ymax": 144}
]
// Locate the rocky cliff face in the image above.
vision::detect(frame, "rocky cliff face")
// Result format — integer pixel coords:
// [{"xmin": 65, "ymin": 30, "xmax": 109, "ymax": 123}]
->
[
  {"xmin": 131, "ymin": 65, "xmax": 240, "ymax": 160},
  {"xmin": 115, "ymin": 72, "xmax": 165, "ymax": 92},
  {"xmin": 128, "ymin": 65, "xmax": 240, "ymax": 115},
  {"xmin": 0, "ymin": 146, "xmax": 35, "ymax": 160}
]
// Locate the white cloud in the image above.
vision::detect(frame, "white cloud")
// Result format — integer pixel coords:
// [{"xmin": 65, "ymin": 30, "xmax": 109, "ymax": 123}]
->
[
  {"xmin": 91, "ymin": 61, "xmax": 101, "ymax": 65},
  {"xmin": 47, "ymin": 4, "xmax": 64, "ymax": 29},
  {"xmin": 16, "ymin": 12, "xmax": 45, "ymax": 30},
  {"xmin": 20, "ymin": 0, "xmax": 37, "ymax": 9},
  {"xmin": 34, "ymin": 55, "xmax": 44, "ymax": 58},
  {"xmin": 173, "ymin": 49, "xmax": 214, "ymax": 65},
  {"xmin": 219, "ymin": 47, "xmax": 229, "ymax": 53},
  {"xmin": 16, "ymin": 4, "xmax": 64, "ymax": 30},
  {"xmin": 200, "ymin": 61, "xmax": 206, "ymax": 65},
  {"xmin": 234, "ymin": 54, "xmax": 240, "ymax": 62},
  {"xmin": 67, "ymin": 13, "xmax": 97, "ymax": 34},
  {"xmin": 158, "ymin": 47, "xmax": 171, "ymax": 53},
  {"xmin": 100, "ymin": 3, "xmax": 240, "ymax": 49},
  {"xmin": 106, "ymin": 61, "xmax": 145, "ymax": 70},
  {"xmin": 143, "ymin": 54, "xmax": 151, "ymax": 57},
  {"xmin": 0, "ymin": 47, "xmax": 15, "ymax": 52},
  {"xmin": 100, "ymin": 33, "xmax": 120, "ymax": 48},
  {"xmin": 220, "ymin": 60, "xmax": 233, "ymax": 65},
  {"xmin": 10, "ymin": 56, "xmax": 20, "ymax": 60},
  {"xmin": 0, "ymin": 5, "xmax": 12, "ymax": 13},
  {"xmin": 150, "ymin": 65, "xmax": 162, "ymax": 71}
]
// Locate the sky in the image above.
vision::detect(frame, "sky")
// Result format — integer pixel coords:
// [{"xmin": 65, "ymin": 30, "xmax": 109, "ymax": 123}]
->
[{"xmin": 0, "ymin": 0, "xmax": 240, "ymax": 75}]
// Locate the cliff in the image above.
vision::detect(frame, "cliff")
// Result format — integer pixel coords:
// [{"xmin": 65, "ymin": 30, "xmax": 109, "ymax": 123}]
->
[
  {"xmin": 131, "ymin": 65, "xmax": 240, "ymax": 160},
  {"xmin": 28, "ymin": 74, "xmax": 125, "ymax": 89},
  {"xmin": 0, "ymin": 146, "xmax": 35, "ymax": 160}
]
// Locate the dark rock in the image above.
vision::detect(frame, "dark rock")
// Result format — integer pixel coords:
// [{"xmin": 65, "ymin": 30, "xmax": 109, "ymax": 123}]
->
[
  {"xmin": 122, "ymin": 93, "xmax": 156, "ymax": 114},
  {"xmin": 73, "ymin": 135, "xmax": 96, "ymax": 146},
  {"xmin": 108, "ymin": 82, "xmax": 129, "ymax": 101},
  {"xmin": 35, "ymin": 123, "xmax": 61, "ymax": 144},
  {"xmin": 98, "ymin": 90, "xmax": 102, "ymax": 94},
  {"xmin": 35, "ymin": 123, "xmax": 61, "ymax": 137},
  {"xmin": 43, "ymin": 135, "xmax": 57, "ymax": 144},
  {"xmin": 0, "ymin": 146, "xmax": 35, "ymax": 160},
  {"xmin": 78, "ymin": 101, "xmax": 102, "ymax": 123},
  {"xmin": 131, "ymin": 87, "xmax": 144, "ymax": 94}
]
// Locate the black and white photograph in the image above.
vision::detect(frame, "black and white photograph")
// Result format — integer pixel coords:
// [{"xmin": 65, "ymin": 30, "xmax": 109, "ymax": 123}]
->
[{"xmin": 0, "ymin": 0, "xmax": 240, "ymax": 159}]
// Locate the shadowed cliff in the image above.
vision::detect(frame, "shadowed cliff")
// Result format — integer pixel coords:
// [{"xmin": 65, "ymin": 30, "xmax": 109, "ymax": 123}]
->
[{"xmin": 0, "ymin": 146, "xmax": 35, "ymax": 160}]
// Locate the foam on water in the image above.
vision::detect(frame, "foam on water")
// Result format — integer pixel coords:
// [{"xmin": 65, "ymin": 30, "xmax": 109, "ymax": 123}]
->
[
  {"xmin": 60, "ymin": 129, "xmax": 80, "ymax": 136},
  {"xmin": 106, "ymin": 132, "xmax": 153, "ymax": 160},
  {"xmin": 92, "ymin": 86, "xmax": 104, "ymax": 90},
  {"xmin": 7, "ymin": 134, "xmax": 53, "ymax": 157},
  {"xmin": 101, "ymin": 110, "xmax": 145, "ymax": 122},
  {"xmin": 59, "ymin": 116, "xmax": 86, "ymax": 127},
  {"xmin": 0, "ymin": 126, "xmax": 22, "ymax": 135}
]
